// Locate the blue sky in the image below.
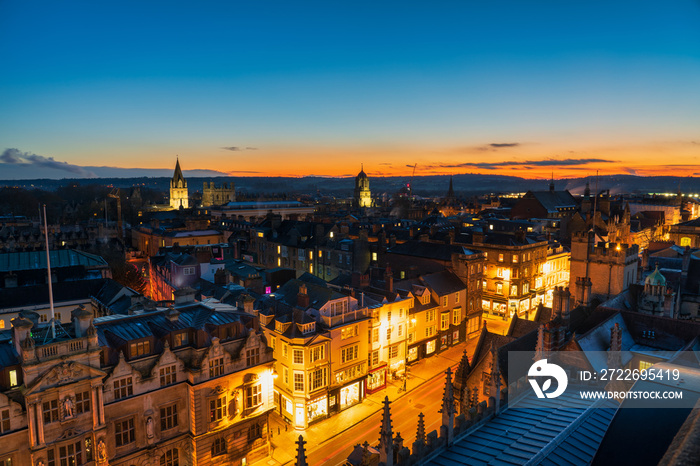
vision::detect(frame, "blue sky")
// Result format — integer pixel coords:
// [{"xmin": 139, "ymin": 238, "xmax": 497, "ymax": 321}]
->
[{"xmin": 1, "ymin": 1, "xmax": 699, "ymax": 179}]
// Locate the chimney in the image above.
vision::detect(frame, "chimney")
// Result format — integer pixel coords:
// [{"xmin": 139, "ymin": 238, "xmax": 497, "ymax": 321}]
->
[
  {"xmin": 384, "ymin": 266, "xmax": 393, "ymax": 293},
  {"xmin": 543, "ymin": 322, "xmax": 556, "ymax": 354},
  {"xmin": 552, "ymin": 287, "xmax": 562, "ymax": 320},
  {"xmin": 11, "ymin": 316, "xmax": 34, "ymax": 356},
  {"xmin": 297, "ymin": 283, "xmax": 310, "ymax": 308},
  {"xmin": 562, "ymin": 287, "xmax": 571, "ymax": 329},
  {"xmin": 71, "ymin": 305, "xmax": 94, "ymax": 338},
  {"xmin": 165, "ymin": 308, "xmax": 180, "ymax": 323},
  {"xmin": 174, "ymin": 287, "xmax": 196, "ymax": 306}
]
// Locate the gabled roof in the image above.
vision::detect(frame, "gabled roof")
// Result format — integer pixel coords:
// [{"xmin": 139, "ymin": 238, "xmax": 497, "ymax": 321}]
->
[
  {"xmin": 419, "ymin": 269, "xmax": 466, "ymax": 296},
  {"xmin": 525, "ymin": 189, "xmax": 578, "ymax": 213}
]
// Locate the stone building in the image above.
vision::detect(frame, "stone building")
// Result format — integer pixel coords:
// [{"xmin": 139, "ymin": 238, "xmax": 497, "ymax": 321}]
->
[
  {"xmin": 354, "ymin": 165, "xmax": 372, "ymax": 208},
  {"xmin": 0, "ymin": 294, "xmax": 274, "ymax": 466},
  {"xmin": 259, "ymin": 277, "xmax": 369, "ymax": 430},
  {"xmin": 569, "ymin": 231, "xmax": 639, "ymax": 306},
  {"xmin": 202, "ymin": 182, "xmax": 235, "ymax": 207},
  {"xmin": 170, "ymin": 158, "xmax": 189, "ymax": 210}
]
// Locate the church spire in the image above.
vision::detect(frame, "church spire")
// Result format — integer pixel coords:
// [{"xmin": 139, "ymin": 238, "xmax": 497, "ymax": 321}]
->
[
  {"xmin": 549, "ymin": 172, "xmax": 555, "ymax": 192},
  {"xmin": 447, "ymin": 175, "xmax": 455, "ymax": 199},
  {"xmin": 172, "ymin": 156, "xmax": 185, "ymax": 184}
]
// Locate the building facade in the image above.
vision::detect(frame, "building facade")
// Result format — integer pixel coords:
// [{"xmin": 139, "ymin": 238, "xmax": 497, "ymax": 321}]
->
[
  {"xmin": 202, "ymin": 182, "xmax": 236, "ymax": 207},
  {"xmin": 0, "ymin": 297, "xmax": 274, "ymax": 466},
  {"xmin": 353, "ymin": 166, "xmax": 372, "ymax": 208}
]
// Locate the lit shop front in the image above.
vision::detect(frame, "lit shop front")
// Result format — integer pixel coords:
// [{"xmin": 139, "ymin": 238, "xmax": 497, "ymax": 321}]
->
[
  {"xmin": 306, "ymin": 394, "xmax": 328, "ymax": 425},
  {"xmin": 329, "ymin": 380, "xmax": 365, "ymax": 413},
  {"xmin": 366, "ymin": 365, "xmax": 387, "ymax": 394}
]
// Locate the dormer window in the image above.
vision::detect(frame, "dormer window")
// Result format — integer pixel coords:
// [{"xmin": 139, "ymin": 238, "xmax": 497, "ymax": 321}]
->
[
  {"xmin": 129, "ymin": 340, "xmax": 150, "ymax": 359},
  {"xmin": 300, "ymin": 323, "xmax": 315, "ymax": 335},
  {"xmin": 174, "ymin": 332, "xmax": 188, "ymax": 348}
]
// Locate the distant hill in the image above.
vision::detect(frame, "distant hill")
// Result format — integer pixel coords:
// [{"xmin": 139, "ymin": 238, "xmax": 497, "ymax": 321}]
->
[{"xmin": 1, "ymin": 174, "xmax": 698, "ymax": 198}]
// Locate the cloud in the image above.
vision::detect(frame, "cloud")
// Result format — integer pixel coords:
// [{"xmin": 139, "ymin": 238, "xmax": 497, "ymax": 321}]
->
[
  {"xmin": 221, "ymin": 146, "xmax": 258, "ymax": 151},
  {"xmin": 423, "ymin": 158, "xmax": 617, "ymax": 171},
  {"xmin": 1, "ymin": 148, "xmax": 96, "ymax": 177},
  {"xmin": 488, "ymin": 143, "xmax": 520, "ymax": 148}
]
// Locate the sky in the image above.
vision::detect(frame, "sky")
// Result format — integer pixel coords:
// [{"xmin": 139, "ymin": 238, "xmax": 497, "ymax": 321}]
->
[{"xmin": 1, "ymin": 0, "xmax": 699, "ymax": 180}]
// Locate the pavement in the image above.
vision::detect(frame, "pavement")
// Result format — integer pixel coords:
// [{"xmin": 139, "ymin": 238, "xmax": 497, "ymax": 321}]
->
[{"xmin": 254, "ymin": 327, "xmax": 508, "ymax": 466}]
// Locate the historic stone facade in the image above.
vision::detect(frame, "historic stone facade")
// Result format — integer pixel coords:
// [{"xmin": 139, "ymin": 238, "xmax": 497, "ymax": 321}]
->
[
  {"xmin": 0, "ymin": 297, "xmax": 274, "ymax": 466},
  {"xmin": 202, "ymin": 182, "xmax": 235, "ymax": 207}
]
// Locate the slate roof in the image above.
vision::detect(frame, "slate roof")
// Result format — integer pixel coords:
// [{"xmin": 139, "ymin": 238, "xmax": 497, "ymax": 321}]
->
[
  {"xmin": 387, "ymin": 241, "xmax": 479, "ymax": 262},
  {"xmin": 428, "ymin": 389, "xmax": 618, "ymax": 466},
  {"xmin": 527, "ymin": 190, "xmax": 578, "ymax": 213},
  {"xmin": 419, "ymin": 270, "xmax": 466, "ymax": 296},
  {"xmin": 0, "ymin": 249, "xmax": 108, "ymax": 272},
  {"xmin": 0, "ymin": 278, "xmax": 111, "ymax": 311}
]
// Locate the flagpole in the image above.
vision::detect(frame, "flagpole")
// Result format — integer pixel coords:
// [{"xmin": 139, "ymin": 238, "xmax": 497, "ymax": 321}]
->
[{"xmin": 43, "ymin": 204, "xmax": 56, "ymax": 339}]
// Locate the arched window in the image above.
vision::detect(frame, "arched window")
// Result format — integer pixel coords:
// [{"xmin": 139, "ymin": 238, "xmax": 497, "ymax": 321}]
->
[
  {"xmin": 212, "ymin": 438, "xmax": 226, "ymax": 457},
  {"xmin": 160, "ymin": 448, "xmax": 178, "ymax": 466},
  {"xmin": 681, "ymin": 237, "xmax": 692, "ymax": 247}
]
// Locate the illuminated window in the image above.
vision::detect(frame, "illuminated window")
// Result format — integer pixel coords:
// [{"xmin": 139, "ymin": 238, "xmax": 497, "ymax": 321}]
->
[
  {"xmin": 293, "ymin": 349, "xmax": 303, "ymax": 364},
  {"xmin": 639, "ymin": 360, "xmax": 653, "ymax": 371},
  {"xmin": 341, "ymin": 345, "xmax": 358, "ymax": 363},
  {"xmin": 371, "ymin": 351, "xmax": 379, "ymax": 366},
  {"xmin": 173, "ymin": 332, "xmax": 188, "ymax": 347},
  {"xmin": 294, "ymin": 373, "xmax": 304, "ymax": 392},
  {"xmin": 389, "ymin": 345, "xmax": 399, "ymax": 359},
  {"xmin": 310, "ymin": 345, "xmax": 325, "ymax": 362},
  {"xmin": 372, "ymin": 252, "xmax": 378, "ymax": 261},
  {"xmin": 452, "ymin": 309, "xmax": 460, "ymax": 325},
  {"xmin": 510, "ymin": 285, "xmax": 518, "ymax": 296},
  {"xmin": 59, "ymin": 441, "xmax": 83, "ymax": 465},
  {"xmin": 496, "ymin": 283, "xmax": 503, "ymax": 295},
  {"xmin": 498, "ymin": 254, "xmax": 504, "ymax": 262},
  {"xmin": 426, "ymin": 340, "xmax": 436, "ymax": 354},
  {"xmin": 8, "ymin": 370, "xmax": 17, "ymax": 387},
  {"xmin": 246, "ymin": 384, "xmax": 262, "ymax": 408},
  {"xmin": 130, "ymin": 340, "xmax": 150, "ymax": 358},
  {"xmin": 512, "ymin": 255, "xmax": 518, "ymax": 263},
  {"xmin": 426, "ymin": 309, "xmax": 435, "ymax": 322},
  {"xmin": 210, "ymin": 396, "xmax": 227, "ymax": 422},
  {"xmin": 441, "ymin": 313, "xmax": 450, "ymax": 330}
]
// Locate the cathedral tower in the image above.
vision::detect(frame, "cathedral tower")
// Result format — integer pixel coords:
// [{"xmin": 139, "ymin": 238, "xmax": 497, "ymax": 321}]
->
[{"xmin": 169, "ymin": 157, "xmax": 189, "ymax": 209}]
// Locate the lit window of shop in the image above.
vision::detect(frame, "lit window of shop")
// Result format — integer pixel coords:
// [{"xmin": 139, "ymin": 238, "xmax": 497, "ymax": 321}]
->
[
  {"xmin": 426, "ymin": 340, "xmax": 436, "ymax": 354},
  {"xmin": 307, "ymin": 395, "xmax": 328, "ymax": 423}
]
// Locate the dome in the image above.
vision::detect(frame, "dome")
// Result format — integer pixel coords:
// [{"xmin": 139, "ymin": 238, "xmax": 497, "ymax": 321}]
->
[{"xmin": 645, "ymin": 264, "xmax": 666, "ymax": 287}]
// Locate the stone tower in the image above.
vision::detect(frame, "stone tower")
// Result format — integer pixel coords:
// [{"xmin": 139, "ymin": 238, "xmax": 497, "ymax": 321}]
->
[
  {"xmin": 354, "ymin": 164, "xmax": 372, "ymax": 208},
  {"xmin": 169, "ymin": 157, "xmax": 189, "ymax": 209}
]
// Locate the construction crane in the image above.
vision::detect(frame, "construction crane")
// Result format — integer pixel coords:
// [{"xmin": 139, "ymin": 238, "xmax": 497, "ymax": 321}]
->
[
  {"xmin": 408, "ymin": 163, "xmax": 417, "ymax": 198},
  {"xmin": 108, "ymin": 188, "xmax": 123, "ymax": 242}
]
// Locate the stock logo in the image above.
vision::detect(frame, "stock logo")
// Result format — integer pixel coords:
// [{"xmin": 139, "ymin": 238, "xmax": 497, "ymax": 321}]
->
[{"xmin": 528, "ymin": 359, "xmax": 568, "ymax": 399}]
